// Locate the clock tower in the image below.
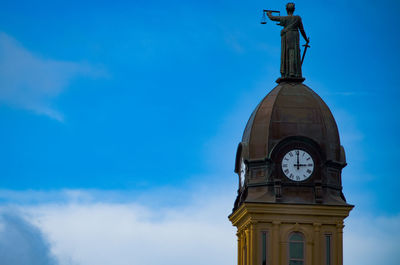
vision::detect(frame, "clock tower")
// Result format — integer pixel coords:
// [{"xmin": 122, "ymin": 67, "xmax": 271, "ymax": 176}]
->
[{"xmin": 228, "ymin": 3, "xmax": 353, "ymax": 265}]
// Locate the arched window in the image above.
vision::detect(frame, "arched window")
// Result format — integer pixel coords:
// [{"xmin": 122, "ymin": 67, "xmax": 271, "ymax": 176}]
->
[{"xmin": 288, "ymin": 232, "xmax": 305, "ymax": 265}]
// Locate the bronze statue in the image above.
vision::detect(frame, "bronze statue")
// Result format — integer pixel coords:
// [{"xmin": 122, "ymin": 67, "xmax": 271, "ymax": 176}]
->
[{"xmin": 266, "ymin": 3, "xmax": 309, "ymax": 81}]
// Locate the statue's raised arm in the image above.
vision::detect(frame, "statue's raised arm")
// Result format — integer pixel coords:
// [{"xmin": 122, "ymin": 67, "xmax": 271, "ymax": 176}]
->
[
  {"xmin": 266, "ymin": 11, "xmax": 281, "ymax": 22},
  {"xmin": 266, "ymin": 3, "xmax": 309, "ymax": 83}
]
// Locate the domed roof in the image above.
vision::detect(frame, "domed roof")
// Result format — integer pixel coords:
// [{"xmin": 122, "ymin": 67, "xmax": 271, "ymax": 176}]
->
[{"xmin": 242, "ymin": 82, "xmax": 341, "ymax": 162}]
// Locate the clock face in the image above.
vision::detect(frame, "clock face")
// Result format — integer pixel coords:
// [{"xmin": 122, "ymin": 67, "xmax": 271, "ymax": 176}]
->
[
  {"xmin": 240, "ymin": 158, "xmax": 246, "ymax": 187},
  {"xmin": 281, "ymin": 149, "xmax": 314, "ymax": 181}
]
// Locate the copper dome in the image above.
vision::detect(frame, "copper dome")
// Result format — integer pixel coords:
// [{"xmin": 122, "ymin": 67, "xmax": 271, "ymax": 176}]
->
[
  {"xmin": 232, "ymin": 82, "xmax": 349, "ymax": 209},
  {"xmin": 241, "ymin": 82, "xmax": 342, "ymax": 162}
]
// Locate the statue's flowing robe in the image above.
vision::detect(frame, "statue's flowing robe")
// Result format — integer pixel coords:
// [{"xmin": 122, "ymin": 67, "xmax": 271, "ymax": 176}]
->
[{"xmin": 275, "ymin": 15, "xmax": 304, "ymax": 78}]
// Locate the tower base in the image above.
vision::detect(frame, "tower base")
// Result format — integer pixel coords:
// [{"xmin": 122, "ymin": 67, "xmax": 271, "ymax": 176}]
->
[{"xmin": 229, "ymin": 203, "xmax": 353, "ymax": 265}]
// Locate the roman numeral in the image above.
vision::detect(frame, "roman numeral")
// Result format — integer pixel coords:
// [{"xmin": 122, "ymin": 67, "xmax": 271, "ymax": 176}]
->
[
  {"xmin": 282, "ymin": 164, "xmax": 288, "ymax": 168},
  {"xmin": 284, "ymin": 158, "xmax": 289, "ymax": 161},
  {"xmin": 296, "ymin": 175, "xmax": 300, "ymax": 180},
  {"xmin": 284, "ymin": 169, "xmax": 289, "ymax": 174},
  {"xmin": 306, "ymin": 157, "xmax": 311, "ymax": 161},
  {"xmin": 289, "ymin": 152, "xmax": 293, "ymax": 157},
  {"xmin": 307, "ymin": 169, "xmax": 312, "ymax": 173},
  {"xmin": 307, "ymin": 164, "xmax": 313, "ymax": 166}
]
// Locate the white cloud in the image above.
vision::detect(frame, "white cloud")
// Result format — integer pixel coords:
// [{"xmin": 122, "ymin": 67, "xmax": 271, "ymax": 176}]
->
[
  {"xmin": 1, "ymin": 189, "xmax": 399, "ymax": 265},
  {"xmin": 26, "ymin": 190, "xmax": 237, "ymax": 265},
  {"xmin": 0, "ymin": 32, "xmax": 105, "ymax": 121},
  {"xmin": 344, "ymin": 214, "xmax": 400, "ymax": 265}
]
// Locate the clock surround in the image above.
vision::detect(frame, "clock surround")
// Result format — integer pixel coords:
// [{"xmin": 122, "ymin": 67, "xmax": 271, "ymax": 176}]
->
[{"xmin": 270, "ymin": 136, "xmax": 322, "ymax": 186}]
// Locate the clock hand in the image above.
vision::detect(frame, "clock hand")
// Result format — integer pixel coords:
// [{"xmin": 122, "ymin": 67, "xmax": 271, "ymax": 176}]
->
[
  {"xmin": 296, "ymin": 151, "xmax": 300, "ymax": 170},
  {"xmin": 293, "ymin": 164, "xmax": 308, "ymax": 169}
]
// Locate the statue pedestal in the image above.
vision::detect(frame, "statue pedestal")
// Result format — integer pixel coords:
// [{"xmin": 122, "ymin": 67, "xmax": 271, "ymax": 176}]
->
[{"xmin": 276, "ymin": 77, "xmax": 305, "ymax": 84}]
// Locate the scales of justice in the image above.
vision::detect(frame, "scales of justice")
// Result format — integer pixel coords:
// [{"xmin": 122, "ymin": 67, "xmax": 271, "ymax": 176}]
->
[{"xmin": 261, "ymin": 3, "xmax": 310, "ymax": 83}]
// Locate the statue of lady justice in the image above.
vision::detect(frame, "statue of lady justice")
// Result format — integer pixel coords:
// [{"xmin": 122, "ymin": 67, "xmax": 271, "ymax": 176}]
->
[{"xmin": 267, "ymin": 3, "xmax": 309, "ymax": 81}]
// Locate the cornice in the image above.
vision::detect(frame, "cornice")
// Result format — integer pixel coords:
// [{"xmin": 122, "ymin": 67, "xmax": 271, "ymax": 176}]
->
[{"xmin": 229, "ymin": 202, "xmax": 353, "ymax": 227}]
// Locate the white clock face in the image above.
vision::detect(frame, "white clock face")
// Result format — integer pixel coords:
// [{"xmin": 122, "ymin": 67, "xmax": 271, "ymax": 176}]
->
[
  {"xmin": 281, "ymin": 149, "xmax": 314, "ymax": 181},
  {"xmin": 240, "ymin": 158, "xmax": 246, "ymax": 187}
]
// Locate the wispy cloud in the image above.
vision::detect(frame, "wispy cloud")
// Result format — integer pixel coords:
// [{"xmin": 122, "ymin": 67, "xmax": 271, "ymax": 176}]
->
[{"xmin": 0, "ymin": 32, "xmax": 106, "ymax": 121}]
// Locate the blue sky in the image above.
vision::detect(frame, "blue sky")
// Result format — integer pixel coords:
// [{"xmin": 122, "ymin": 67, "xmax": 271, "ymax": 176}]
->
[{"xmin": 0, "ymin": 0, "xmax": 399, "ymax": 264}]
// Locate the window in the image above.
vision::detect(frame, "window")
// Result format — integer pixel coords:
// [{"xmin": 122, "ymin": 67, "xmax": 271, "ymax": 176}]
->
[
  {"xmin": 261, "ymin": 231, "xmax": 268, "ymax": 265},
  {"xmin": 325, "ymin": 234, "xmax": 332, "ymax": 265},
  {"xmin": 289, "ymin": 232, "xmax": 305, "ymax": 265}
]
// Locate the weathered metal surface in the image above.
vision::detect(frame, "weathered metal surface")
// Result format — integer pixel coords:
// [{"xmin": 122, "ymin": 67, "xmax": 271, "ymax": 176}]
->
[
  {"xmin": 243, "ymin": 82, "xmax": 340, "ymax": 161},
  {"xmin": 233, "ymin": 82, "xmax": 348, "ymax": 211}
]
